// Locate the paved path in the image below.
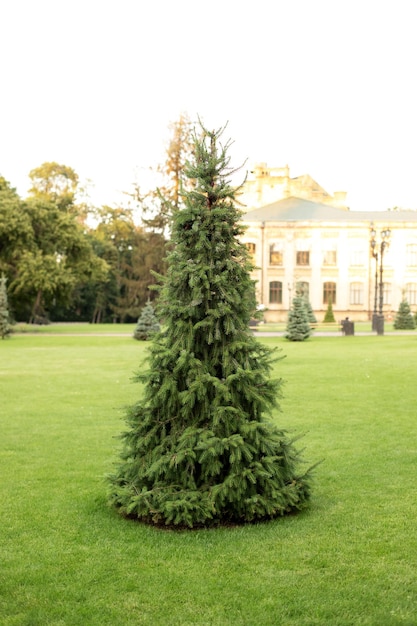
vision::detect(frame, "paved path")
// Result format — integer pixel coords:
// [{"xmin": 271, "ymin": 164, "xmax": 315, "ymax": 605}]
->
[
  {"xmin": 256, "ymin": 331, "xmax": 416, "ymax": 337},
  {"xmin": 15, "ymin": 329, "xmax": 417, "ymax": 338}
]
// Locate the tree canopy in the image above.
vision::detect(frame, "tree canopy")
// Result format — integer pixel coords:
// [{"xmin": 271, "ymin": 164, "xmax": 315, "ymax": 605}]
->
[
  {"xmin": 0, "ymin": 171, "xmax": 108, "ymax": 321},
  {"xmin": 0, "ymin": 115, "xmax": 207, "ymax": 322},
  {"xmin": 28, "ymin": 162, "xmax": 79, "ymax": 210}
]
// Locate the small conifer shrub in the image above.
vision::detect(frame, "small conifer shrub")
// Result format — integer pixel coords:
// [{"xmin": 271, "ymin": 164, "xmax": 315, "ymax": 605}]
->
[
  {"xmin": 107, "ymin": 123, "xmax": 313, "ymax": 528},
  {"xmin": 394, "ymin": 299, "xmax": 416, "ymax": 330},
  {"xmin": 133, "ymin": 299, "xmax": 160, "ymax": 340},
  {"xmin": 323, "ymin": 298, "xmax": 336, "ymax": 323},
  {"xmin": 0, "ymin": 273, "xmax": 11, "ymax": 339},
  {"xmin": 285, "ymin": 294, "xmax": 311, "ymax": 341}
]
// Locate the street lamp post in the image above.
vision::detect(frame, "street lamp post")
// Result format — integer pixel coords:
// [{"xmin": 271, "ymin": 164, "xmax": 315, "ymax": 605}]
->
[
  {"xmin": 370, "ymin": 226, "xmax": 391, "ymax": 335},
  {"xmin": 370, "ymin": 233, "xmax": 379, "ymax": 331}
]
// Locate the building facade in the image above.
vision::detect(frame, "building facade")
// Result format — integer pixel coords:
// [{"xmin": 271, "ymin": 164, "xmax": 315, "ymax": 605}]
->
[
  {"xmin": 239, "ymin": 167, "xmax": 417, "ymax": 322},
  {"xmin": 238, "ymin": 163, "xmax": 349, "ymax": 210}
]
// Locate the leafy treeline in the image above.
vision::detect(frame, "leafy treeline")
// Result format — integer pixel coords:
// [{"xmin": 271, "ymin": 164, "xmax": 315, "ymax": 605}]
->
[{"xmin": 0, "ymin": 115, "xmax": 193, "ymax": 323}]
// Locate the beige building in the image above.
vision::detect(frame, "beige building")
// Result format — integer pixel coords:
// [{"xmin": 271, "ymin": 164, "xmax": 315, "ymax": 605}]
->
[
  {"xmin": 239, "ymin": 165, "xmax": 417, "ymax": 322},
  {"xmin": 238, "ymin": 163, "xmax": 349, "ymax": 210}
]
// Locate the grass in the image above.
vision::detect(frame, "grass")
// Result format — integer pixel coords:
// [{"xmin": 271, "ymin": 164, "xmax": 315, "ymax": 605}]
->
[
  {"xmin": 1, "ymin": 333, "xmax": 417, "ymax": 625},
  {"xmin": 12, "ymin": 320, "xmax": 417, "ymax": 336},
  {"xmin": 12, "ymin": 322, "xmax": 136, "ymax": 335}
]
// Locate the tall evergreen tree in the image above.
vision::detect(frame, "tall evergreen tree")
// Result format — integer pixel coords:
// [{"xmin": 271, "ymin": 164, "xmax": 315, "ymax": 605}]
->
[
  {"xmin": 133, "ymin": 299, "xmax": 160, "ymax": 340},
  {"xmin": 285, "ymin": 294, "xmax": 311, "ymax": 341},
  {"xmin": 108, "ymin": 124, "xmax": 312, "ymax": 528},
  {"xmin": 394, "ymin": 299, "xmax": 416, "ymax": 330},
  {"xmin": 0, "ymin": 273, "xmax": 11, "ymax": 339},
  {"xmin": 296, "ymin": 284, "xmax": 316, "ymax": 325}
]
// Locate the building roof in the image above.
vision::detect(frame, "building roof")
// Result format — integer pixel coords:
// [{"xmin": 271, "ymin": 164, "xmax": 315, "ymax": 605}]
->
[
  {"xmin": 241, "ymin": 196, "xmax": 417, "ymax": 224},
  {"xmin": 290, "ymin": 174, "xmax": 331, "ymax": 199}
]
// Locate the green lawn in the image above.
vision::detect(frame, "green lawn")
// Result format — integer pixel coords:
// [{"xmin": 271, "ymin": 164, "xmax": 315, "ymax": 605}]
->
[
  {"xmin": 1, "ymin": 333, "xmax": 416, "ymax": 625},
  {"xmin": 12, "ymin": 322, "xmax": 136, "ymax": 335}
]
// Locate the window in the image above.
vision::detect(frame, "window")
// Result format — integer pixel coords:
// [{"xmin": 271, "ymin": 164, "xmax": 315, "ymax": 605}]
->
[
  {"xmin": 296, "ymin": 251, "xmax": 310, "ymax": 266},
  {"xmin": 323, "ymin": 282, "xmax": 336, "ymax": 305},
  {"xmin": 383, "ymin": 283, "xmax": 392, "ymax": 306},
  {"xmin": 246, "ymin": 242, "xmax": 256, "ymax": 256},
  {"xmin": 405, "ymin": 283, "xmax": 417, "ymax": 305},
  {"xmin": 269, "ymin": 281, "xmax": 283, "ymax": 304},
  {"xmin": 323, "ymin": 250, "xmax": 337, "ymax": 266},
  {"xmin": 406, "ymin": 244, "xmax": 417, "ymax": 267},
  {"xmin": 350, "ymin": 282, "xmax": 364, "ymax": 305},
  {"xmin": 296, "ymin": 281, "xmax": 309, "ymax": 299},
  {"xmin": 269, "ymin": 243, "xmax": 283, "ymax": 266}
]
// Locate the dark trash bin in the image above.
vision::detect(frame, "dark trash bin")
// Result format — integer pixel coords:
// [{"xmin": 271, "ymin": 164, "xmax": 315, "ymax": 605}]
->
[
  {"xmin": 375, "ymin": 314, "xmax": 384, "ymax": 335},
  {"xmin": 341, "ymin": 318, "xmax": 355, "ymax": 335}
]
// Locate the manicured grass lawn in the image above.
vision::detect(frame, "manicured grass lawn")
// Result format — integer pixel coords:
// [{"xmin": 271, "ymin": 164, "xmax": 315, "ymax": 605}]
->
[
  {"xmin": 12, "ymin": 320, "xmax": 417, "ymax": 335},
  {"xmin": 12, "ymin": 322, "xmax": 136, "ymax": 335},
  {"xmin": 1, "ymin": 333, "xmax": 417, "ymax": 625}
]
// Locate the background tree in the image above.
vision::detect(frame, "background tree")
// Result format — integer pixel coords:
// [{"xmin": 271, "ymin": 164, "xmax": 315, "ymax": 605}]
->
[
  {"xmin": 0, "ymin": 273, "xmax": 11, "ymax": 338},
  {"xmin": 135, "ymin": 113, "xmax": 194, "ymax": 234},
  {"xmin": 133, "ymin": 298, "xmax": 160, "ymax": 340},
  {"xmin": 323, "ymin": 298, "xmax": 336, "ymax": 323},
  {"xmin": 0, "ymin": 176, "xmax": 32, "ymax": 276},
  {"xmin": 0, "ymin": 167, "xmax": 108, "ymax": 322},
  {"xmin": 2, "ymin": 161, "xmax": 169, "ymax": 322},
  {"xmin": 92, "ymin": 206, "xmax": 166, "ymax": 322},
  {"xmin": 163, "ymin": 112, "xmax": 194, "ymax": 212},
  {"xmin": 13, "ymin": 196, "xmax": 107, "ymax": 322},
  {"xmin": 285, "ymin": 294, "xmax": 311, "ymax": 341},
  {"xmin": 28, "ymin": 162, "xmax": 80, "ymax": 212},
  {"xmin": 393, "ymin": 299, "xmax": 416, "ymax": 330},
  {"xmin": 108, "ymin": 123, "xmax": 312, "ymax": 528}
]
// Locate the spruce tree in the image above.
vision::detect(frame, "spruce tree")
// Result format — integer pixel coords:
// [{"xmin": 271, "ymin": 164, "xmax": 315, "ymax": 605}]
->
[
  {"xmin": 108, "ymin": 124, "xmax": 312, "ymax": 528},
  {"xmin": 285, "ymin": 294, "xmax": 311, "ymax": 341},
  {"xmin": 323, "ymin": 298, "xmax": 336, "ymax": 323},
  {"xmin": 0, "ymin": 273, "xmax": 11, "ymax": 339},
  {"xmin": 303, "ymin": 297, "xmax": 317, "ymax": 325},
  {"xmin": 133, "ymin": 299, "xmax": 160, "ymax": 340},
  {"xmin": 394, "ymin": 299, "xmax": 416, "ymax": 330}
]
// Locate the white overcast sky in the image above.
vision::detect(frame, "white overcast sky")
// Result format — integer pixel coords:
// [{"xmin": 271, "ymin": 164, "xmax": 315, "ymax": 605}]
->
[{"xmin": 1, "ymin": 0, "xmax": 416, "ymax": 211}]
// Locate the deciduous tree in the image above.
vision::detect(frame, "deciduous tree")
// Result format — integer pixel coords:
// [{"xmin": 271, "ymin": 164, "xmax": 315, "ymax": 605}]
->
[
  {"xmin": 0, "ymin": 177, "xmax": 32, "ymax": 271},
  {"xmin": 1, "ymin": 166, "xmax": 108, "ymax": 322},
  {"xmin": 136, "ymin": 113, "xmax": 194, "ymax": 234},
  {"xmin": 92, "ymin": 206, "xmax": 166, "ymax": 322},
  {"xmin": 28, "ymin": 162, "xmax": 79, "ymax": 211},
  {"xmin": 0, "ymin": 273, "xmax": 11, "ymax": 338}
]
